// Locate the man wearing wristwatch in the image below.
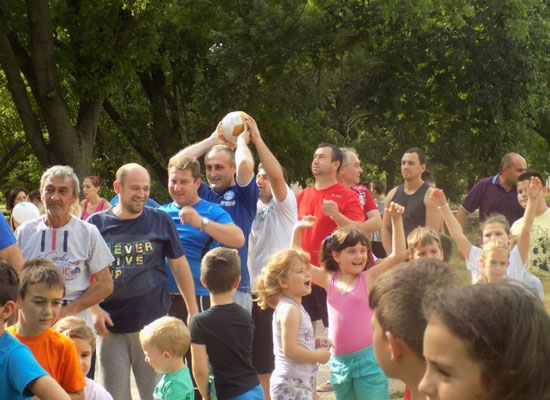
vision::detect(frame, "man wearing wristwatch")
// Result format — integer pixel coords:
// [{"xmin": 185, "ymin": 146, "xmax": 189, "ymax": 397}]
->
[{"xmin": 160, "ymin": 154, "xmax": 245, "ymax": 320}]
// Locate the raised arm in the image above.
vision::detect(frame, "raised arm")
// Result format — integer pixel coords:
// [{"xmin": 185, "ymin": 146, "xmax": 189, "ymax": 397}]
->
[
  {"xmin": 517, "ymin": 177, "xmax": 543, "ymax": 264},
  {"xmin": 367, "ymin": 202, "xmax": 406, "ymax": 289},
  {"xmin": 176, "ymin": 125, "xmax": 224, "ymax": 159},
  {"xmin": 381, "ymin": 187, "xmax": 397, "ymax": 253},
  {"xmin": 248, "ymin": 116, "xmax": 288, "ymax": 202},
  {"xmin": 168, "ymin": 256, "xmax": 199, "ymax": 321},
  {"xmin": 234, "ymin": 129, "xmax": 255, "ymax": 186},
  {"xmin": 455, "ymin": 206, "xmax": 471, "ymax": 230},
  {"xmin": 430, "ymin": 189, "xmax": 472, "ymax": 259},
  {"xmin": 424, "ymin": 187, "xmax": 442, "ymax": 231}
]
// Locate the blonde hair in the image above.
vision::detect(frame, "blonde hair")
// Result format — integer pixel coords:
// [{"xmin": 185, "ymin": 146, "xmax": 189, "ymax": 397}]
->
[
  {"xmin": 477, "ymin": 239, "xmax": 510, "ymax": 283},
  {"xmin": 53, "ymin": 316, "xmax": 95, "ymax": 351},
  {"xmin": 407, "ymin": 226, "xmax": 442, "ymax": 253},
  {"xmin": 256, "ymin": 248, "xmax": 311, "ymax": 310},
  {"xmin": 139, "ymin": 316, "xmax": 190, "ymax": 357}
]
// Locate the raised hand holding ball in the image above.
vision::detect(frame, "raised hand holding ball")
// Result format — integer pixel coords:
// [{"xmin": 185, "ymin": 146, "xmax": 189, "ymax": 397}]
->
[{"xmin": 218, "ymin": 111, "xmax": 250, "ymax": 144}]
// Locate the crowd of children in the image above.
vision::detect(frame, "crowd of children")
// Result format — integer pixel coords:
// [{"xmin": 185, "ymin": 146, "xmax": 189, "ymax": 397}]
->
[{"xmin": 2, "ymin": 173, "xmax": 550, "ymax": 400}]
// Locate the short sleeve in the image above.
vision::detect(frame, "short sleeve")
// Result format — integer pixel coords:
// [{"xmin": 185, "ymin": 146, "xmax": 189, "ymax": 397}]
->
[
  {"xmin": 161, "ymin": 211, "xmax": 185, "ymax": 259},
  {"xmin": 60, "ymin": 338, "xmax": 86, "ymax": 393},
  {"xmin": 8, "ymin": 342, "xmax": 48, "ymax": 396},
  {"xmin": 466, "ymin": 246, "xmax": 482, "ymax": 282},
  {"xmin": 236, "ymin": 173, "xmax": 259, "ymax": 217},
  {"xmin": 461, "ymin": 180, "xmax": 485, "ymax": 213},
  {"xmin": 343, "ymin": 191, "xmax": 365, "ymax": 222},
  {"xmin": 87, "ymin": 225, "xmax": 115, "ymax": 274},
  {"xmin": 0, "ymin": 214, "xmax": 16, "ymax": 250},
  {"xmin": 189, "ymin": 315, "xmax": 205, "ymax": 345}
]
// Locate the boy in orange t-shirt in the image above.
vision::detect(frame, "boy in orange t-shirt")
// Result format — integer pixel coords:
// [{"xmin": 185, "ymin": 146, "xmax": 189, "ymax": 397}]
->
[{"xmin": 8, "ymin": 258, "xmax": 86, "ymax": 398}]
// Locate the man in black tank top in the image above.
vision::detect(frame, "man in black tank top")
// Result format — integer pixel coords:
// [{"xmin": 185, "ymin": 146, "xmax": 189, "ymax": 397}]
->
[{"xmin": 381, "ymin": 148, "xmax": 441, "ymax": 253}]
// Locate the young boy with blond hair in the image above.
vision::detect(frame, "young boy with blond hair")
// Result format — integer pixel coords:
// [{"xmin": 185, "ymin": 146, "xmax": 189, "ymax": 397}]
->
[
  {"xmin": 0, "ymin": 261, "xmax": 70, "ymax": 400},
  {"xmin": 7, "ymin": 258, "xmax": 85, "ymax": 399},
  {"xmin": 190, "ymin": 247, "xmax": 263, "ymax": 400},
  {"xmin": 407, "ymin": 226, "xmax": 445, "ymax": 261},
  {"xmin": 369, "ymin": 260, "xmax": 465, "ymax": 400},
  {"xmin": 139, "ymin": 316, "xmax": 194, "ymax": 400}
]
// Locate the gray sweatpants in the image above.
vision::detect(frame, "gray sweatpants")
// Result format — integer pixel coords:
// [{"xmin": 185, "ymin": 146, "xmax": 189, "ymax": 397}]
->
[{"xmin": 97, "ymin": 331, "xmax": 161, "ymax": 400}]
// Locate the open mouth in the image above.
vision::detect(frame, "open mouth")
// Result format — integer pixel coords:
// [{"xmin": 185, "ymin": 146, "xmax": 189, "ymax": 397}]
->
[{"xmin": 304, "ymin": 280, "xmax": 311, "ymax": 287}]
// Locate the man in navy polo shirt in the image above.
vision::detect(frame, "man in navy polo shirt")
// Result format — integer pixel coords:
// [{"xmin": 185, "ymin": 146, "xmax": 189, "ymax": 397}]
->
[
  {"xmin": 456, "ymin": 152, "xmax": 527, "ymax": 228},
  {"xmin": 175, "ymin": 118, "xmax": 258, "ymax": 312}
]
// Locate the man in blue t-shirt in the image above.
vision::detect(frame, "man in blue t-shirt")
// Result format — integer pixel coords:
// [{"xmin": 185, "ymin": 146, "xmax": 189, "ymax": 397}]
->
[
  {"xmin": 174, "ymin": 116, "xmax": 259, "ymax": 311},
  {"xmin": 88, "ymin": 163, "xmax": 198, "ymax": 400},
  {"xmin": 160, "ymin": 154, "xmax": 244, "ymax": 317}
]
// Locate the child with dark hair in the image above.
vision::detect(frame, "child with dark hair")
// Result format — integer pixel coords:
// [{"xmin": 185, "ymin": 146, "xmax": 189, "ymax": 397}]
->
[
  {"xmin": 0, "ymin": 260, "xmax": 70, "ymax": 400},
  {"xmin": 420, "ymin": 281, "xmax": 550, "ymax": 400},
  {"xmin": 7, "ymin": 258, "xmax": 86, "ymax": 398},
  {"xmin": 369, "ymin": 260, "xmax": 465, "ymax": 400},
  {"xmin": 189, "ymin": 248, "xmax": 263, "ymax": 399},
  {"xmin": 293, "ymin": 202, "xmax": 407, "ymax": 400}
]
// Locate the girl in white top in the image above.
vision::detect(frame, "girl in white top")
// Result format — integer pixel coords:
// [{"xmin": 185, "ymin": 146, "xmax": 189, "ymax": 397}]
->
[
  {"xmin": 53, "ymin": 316, "xmax": 113, "ymax": 400},
  {"xmin": 256, "ymin": 248, "xmax": 331, "ymax": 400},
  {"xmin": 430, "ymin": 176, "xmax": 544, "ymax": 284}
]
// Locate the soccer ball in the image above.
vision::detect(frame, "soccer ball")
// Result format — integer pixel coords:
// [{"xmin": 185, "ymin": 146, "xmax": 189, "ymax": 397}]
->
[
  {"xmin": 218, "ymin": 111, "xmax": 249, "ymax": 144},
  {"xmin": 12, "ymin": 202, "xmax": 40, "ymax": 225}
]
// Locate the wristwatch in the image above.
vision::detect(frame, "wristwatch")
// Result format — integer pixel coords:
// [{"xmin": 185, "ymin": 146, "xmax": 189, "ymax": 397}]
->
[{"xmin": 200, "ymin": 217, "xmax": 210, "ymax": 231}]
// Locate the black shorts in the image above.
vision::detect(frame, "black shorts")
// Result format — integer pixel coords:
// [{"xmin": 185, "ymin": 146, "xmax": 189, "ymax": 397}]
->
[
  {"xmin": 251, "ymin": 297, "xmax": 275, "ymax": 374},
  {"xmin": 302, "ymin": 285, "xmax": 328, "ymax": 327}
]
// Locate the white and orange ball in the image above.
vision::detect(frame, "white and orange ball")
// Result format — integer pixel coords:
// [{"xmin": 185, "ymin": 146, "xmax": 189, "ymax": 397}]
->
[{"xmin": 218, "ymin": 111, "xmax": 249, "ymax": 144}]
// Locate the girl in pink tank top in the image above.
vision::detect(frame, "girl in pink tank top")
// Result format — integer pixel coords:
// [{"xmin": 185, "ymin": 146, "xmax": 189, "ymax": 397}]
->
[{"xmin": 293, "ymin": 202, "xmax": 407, "ymax": 400}]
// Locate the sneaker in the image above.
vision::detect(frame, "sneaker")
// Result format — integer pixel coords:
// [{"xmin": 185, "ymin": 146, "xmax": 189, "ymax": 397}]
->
[{"xmin": 316, "ymin": 381, "xmax": 333, "ymax": 392}]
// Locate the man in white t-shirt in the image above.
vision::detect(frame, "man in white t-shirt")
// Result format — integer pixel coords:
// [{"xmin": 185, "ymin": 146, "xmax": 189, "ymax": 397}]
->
[
  {"xmin": 247, "ymin": 117, "xmax": 297, "ymax": 399},
  {"xmin": 16, "ymin": 165, "xmax": 114, "ymax": 325}
]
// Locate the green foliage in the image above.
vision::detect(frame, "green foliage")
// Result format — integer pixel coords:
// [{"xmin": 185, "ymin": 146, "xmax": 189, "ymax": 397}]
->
[{"xmin": 1, "ymin": 0, "xmax": 550, "ymax": 199}]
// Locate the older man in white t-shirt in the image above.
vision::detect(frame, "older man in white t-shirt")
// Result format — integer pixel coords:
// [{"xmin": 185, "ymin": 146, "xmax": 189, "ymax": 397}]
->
[{"xmin": 247, "ymin": 118, "xmax": 297, "ymax": 399}]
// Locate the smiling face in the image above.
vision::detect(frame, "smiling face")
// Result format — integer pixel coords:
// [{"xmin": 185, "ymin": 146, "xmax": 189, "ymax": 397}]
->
[
  {"xmin": 116, "ymin": 167, "xmax": 150, "ymax": 216},
  {"xmin": 279, "ymin": 258, "xmax": 312, "ymax": 301},
  {"xmin": 480, "ymin": 248, "xmax": 509, "ymax": 283},
  {"xmin": 516, "ymin": 179, "xmax": 529, "ymax": 209},
  {"xmin": 419, "ymin": 318, "xmax": 484, "ymax": 400},
  {"xmin": 168, "ymin": 167, "xmax": 200, "ymax": 207},
  {"xmin": 18, "ymin": 282, "xmax": 64, "ymax": 337},
  {"xmin": 340, "ymin": 151, "xmax": 363, "ymax": 186},
  {"xmin": 14, "ymin": 190, "xmax": 28, "ymax": 206},
  {"xmin": 205, "ymin": 149, "xmax": 235, "ymax": 193},
  {"xmin": 332, "ymin": 242, "xmax": 369, "ymax": 276}
]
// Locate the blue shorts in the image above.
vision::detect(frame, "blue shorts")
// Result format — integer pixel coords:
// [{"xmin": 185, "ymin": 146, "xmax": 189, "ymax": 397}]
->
[
  {"xmin": 329, "ymin": 346, "xmax": 388, "ymax": 400},
  {"xmin": 228, "ymin": 384, "xmax": 264, "ymax": 400}
]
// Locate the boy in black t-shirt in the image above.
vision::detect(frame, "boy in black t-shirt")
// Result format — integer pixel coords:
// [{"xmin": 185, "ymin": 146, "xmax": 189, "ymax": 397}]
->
[{"xmin": 189, "ymin": 248, "xmax": 263, "ymax": 400}]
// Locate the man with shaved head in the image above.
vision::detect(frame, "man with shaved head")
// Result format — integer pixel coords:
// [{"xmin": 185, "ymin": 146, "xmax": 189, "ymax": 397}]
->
[
  {"xmin": 88, "ymin": 163, "xmax": 198, "ymax": 400},
  {"xmin": 456, "ymin": 152, "xmax": 527, "ymax": 228}
]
